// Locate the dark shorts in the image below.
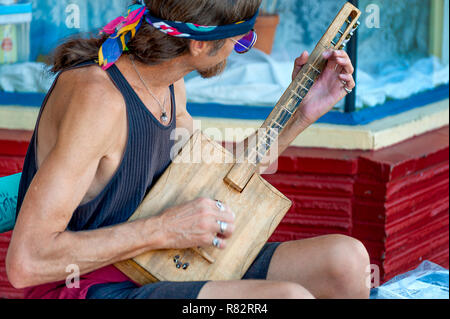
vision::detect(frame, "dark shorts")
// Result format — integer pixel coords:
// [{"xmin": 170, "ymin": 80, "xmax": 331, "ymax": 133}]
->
[{"xmin": 86, "ymin": 242, "xmax": 281, "ymax": 299}]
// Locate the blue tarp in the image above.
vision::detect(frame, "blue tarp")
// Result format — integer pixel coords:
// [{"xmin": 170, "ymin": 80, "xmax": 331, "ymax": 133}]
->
[
  {"xmin": 371, "ymin": 261, "xmax": 449, "ymax": 299},
  {"xmin": 0, "ymin": 173, "xmax": 20, "ymax": 233}
]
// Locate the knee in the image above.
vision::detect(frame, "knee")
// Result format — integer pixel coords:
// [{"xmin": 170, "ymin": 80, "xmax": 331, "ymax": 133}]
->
[
  {"xmin": 327, "ymin": 235, "xmax": 369, "ymax": 274},
  {"xmin": 324, "ymin": 235, "xmax": 370, "ymax": 296},
  {"xmin": 271, "ymin": 282, "xmax": 315, "ymax": 299}
]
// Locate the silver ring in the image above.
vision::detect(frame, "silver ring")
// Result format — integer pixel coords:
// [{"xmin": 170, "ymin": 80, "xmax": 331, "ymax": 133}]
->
[
  {"xmin": 344, "ymin": 87, "xmax": 353, "ymax": 94},
  {"xmin": 212, "ymin": 237, "xmax": 221, "ymax": 248},
  {"xmin": 217, "ymin": 221, "xmax": 228, "ymax": 234},
  {"xmin": 216, "ymin": 200, "xmax": 225, "ymax": 212}
]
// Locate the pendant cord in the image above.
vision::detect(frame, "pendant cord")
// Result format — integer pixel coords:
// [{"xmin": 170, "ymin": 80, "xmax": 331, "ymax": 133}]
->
[{"xmin": 129, "ymin": 55, "xmax": 169, "ymax": 123}]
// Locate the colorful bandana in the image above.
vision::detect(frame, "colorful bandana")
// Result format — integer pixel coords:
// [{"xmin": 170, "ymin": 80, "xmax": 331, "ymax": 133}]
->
[{"xmin": 98, "ymin": 3, "xmax": 259, "ymax": 70}]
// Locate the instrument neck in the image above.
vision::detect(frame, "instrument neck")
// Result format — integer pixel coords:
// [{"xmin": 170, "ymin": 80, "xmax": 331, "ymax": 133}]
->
[{"xmin": 243, "ymin": 49, "xmax": 328, "ymax": 167}]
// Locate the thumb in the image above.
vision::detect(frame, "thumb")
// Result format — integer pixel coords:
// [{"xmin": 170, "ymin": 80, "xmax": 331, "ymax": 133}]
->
[
  {"xmin": 293, "ymin": 51, "xmax": 309, "ymax": 80},
  {"xmin": 295, "ymin": 51, "xmax": 309, "ymax": 67}
]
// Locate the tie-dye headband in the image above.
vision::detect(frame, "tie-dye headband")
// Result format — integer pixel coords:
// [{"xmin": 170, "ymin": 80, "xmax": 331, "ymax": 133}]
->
[{"xmin": 98, "ymin": 3, "xmax": 259, "ymax": 70}]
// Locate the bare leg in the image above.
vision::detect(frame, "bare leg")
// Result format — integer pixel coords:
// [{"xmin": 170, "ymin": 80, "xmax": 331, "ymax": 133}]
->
[
  {"xmin": 266, "ymin": 234, "xmax": 371, "ymax": 299},
  {"xmin": 198, "ymin": 234, "xmax": 370, "ymax": 299},
  {"xmin": 197, "ymin": 280, "xmax": 315, "ymax": 299}
]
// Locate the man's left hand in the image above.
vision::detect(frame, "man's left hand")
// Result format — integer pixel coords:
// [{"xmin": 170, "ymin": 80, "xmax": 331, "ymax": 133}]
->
[{"xmin": 291, "ymin": 50, "xmax": 356, "ymax": 125}]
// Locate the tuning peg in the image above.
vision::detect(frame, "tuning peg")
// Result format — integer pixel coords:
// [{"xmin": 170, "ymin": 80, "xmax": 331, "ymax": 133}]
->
[
  {"xmin": 339, "ymin": 43, "xmax": 347, "ymax": 50},
  {"xmin": 353, "ymin": 21, "xmax": 361, "ymax": 29}
]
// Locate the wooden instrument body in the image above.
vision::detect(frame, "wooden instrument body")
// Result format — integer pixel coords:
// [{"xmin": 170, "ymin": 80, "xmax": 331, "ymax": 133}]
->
[{"xmin": 115, "ymin": 131, "xmax": 292, "ymax": 284}]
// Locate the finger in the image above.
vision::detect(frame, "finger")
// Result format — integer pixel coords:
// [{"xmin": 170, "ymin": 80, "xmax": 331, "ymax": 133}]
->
[
  {"xmin": 329, "ymin": 50, "xmax": 354, "ymax": 74},
  {"xmin": 210, "ymin": 235, "xmax": 227, "ymax": 250},
  {"xmin": 334, "ymin": 57, "xmax": 354, "ymax": 74},
  {"xmin": 339, "ymin": 73, "xmax": 355, "ymax": 89},
  {"xmin": 215, "ymin": 220, "xmax": 235, "ymax": 239},
  {"xmin": 324, "ymin": 50, "xmax": 339, "ymax": 71},
  {"xmin": 324, "ymin": 50, "xmax": 354, "ymax": 74},
  {"xmin": 331, "ymin": 50, "xmax": 350, "ymax": 59},
  {"xmin": 209, "ymin": 200, "xmax": 236, "ymax": 222},
  {"xmin": 322, "ymin": 50, "xmax": 334, "ymax": 60}
]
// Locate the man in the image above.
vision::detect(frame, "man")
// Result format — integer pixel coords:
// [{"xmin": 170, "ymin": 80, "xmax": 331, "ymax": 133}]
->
[{"xmin": 6, "ymin": 0, "xmax": 370, "ymax": 299}]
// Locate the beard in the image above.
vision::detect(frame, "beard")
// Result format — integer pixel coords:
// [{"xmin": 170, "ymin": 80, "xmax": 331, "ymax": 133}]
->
[{"xmin": 197, "ymin": 59, "xmax": 227, "ymax": 79}]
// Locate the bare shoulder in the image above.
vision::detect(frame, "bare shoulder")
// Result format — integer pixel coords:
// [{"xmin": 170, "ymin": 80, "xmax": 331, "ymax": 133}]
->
[
  {"xmin": 52, "ymin": 65, "xmax": 126, "ymax": 155},
  {"xmin": 59, "ymin": 64, "xmax": 124, "ymax": 112}
]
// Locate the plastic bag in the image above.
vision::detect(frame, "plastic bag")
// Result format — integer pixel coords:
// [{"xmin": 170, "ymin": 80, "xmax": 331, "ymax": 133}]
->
[
  {"xmin": 0, "ymin": 173, "xmax": 21, "ymax": 233},
  {"xmin": 371, "ymin": 261, "xmax": 449, "ymax": 299}
]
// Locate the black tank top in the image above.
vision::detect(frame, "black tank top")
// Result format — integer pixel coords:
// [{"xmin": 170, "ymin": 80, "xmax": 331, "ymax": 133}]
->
[{"xmin": 16, "ymin": 60, "xmax": 177, "ymax": 231}]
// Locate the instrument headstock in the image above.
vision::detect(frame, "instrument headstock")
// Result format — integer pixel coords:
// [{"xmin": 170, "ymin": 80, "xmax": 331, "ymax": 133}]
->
[{"xmin": 323, "ymin": 2, "xmax": 362, "ymax": 51}]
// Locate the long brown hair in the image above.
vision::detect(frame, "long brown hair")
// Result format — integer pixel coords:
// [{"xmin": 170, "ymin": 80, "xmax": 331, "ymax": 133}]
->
[{"xmin": 48, "ymin": 0, "xmax": 261, "ymax": 73}]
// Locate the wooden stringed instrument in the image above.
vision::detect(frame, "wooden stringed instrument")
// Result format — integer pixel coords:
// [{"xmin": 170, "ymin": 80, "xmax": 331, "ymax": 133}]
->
[{"xmin": 115, "ymin": 2, "xmax": 361, "ymax": 284}]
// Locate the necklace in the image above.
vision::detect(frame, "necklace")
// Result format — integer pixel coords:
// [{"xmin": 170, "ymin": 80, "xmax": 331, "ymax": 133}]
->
[{"xmin": 129, "ymin": 55, "xmax": 170, "ymax": 124}]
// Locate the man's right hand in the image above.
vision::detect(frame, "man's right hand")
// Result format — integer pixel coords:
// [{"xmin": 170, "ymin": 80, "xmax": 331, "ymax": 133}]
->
[{"xmin": 157, "ymin": 198, "xmax": 236, "ymax": 250}]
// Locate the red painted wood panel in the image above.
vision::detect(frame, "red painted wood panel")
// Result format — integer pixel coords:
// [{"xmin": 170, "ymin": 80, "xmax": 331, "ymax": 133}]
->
[{"xmin": 267, "ymin": 126, "xmax": 449, "ymax": 284}]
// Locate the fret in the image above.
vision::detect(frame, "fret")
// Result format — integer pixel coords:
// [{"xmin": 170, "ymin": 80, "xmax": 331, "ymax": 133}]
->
[
  {"xmin": 264, "ymin": 131, "xmax": 276, "ymax": 142},
  {"xmin": 280, "ymin": 105, "xmax": 293, "ymax": 115},
  {"xmin": 302, "ymin": 74, "xmax": 315, "ymax": 88},
  {"xmin": 290, "ymin": 89, "xmax": 305, "ymax": 100},
  {"xmin": 270, "ymin": 120, "xmax": 284, "ymax": 130},
  {"xmin": 304, "ymin": 74, "xmax": 314, "ymax": 82},
  {"xmin": 298, "ymin": 82, "xmax": 311, "ymax": 93},
  {"xmin": 277, "ymin": 109, "xmax": 291, "ymax": 127},
  {"xmin": 285, "ymin": 95, "xmax": 303, "ymax": 111},
  {"xmin": 309, "ymin": 64, "xmax": 321, "ymax": 75},
  {"xmin": 266, "ymin": 126, "xmax": 280, "ymax": 141}
]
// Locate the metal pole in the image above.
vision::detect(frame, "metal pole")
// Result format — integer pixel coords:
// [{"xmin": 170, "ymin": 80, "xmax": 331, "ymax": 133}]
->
[{"xmin": 344, "ymin": 0, "xmax": 359, "ymax": 113}]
